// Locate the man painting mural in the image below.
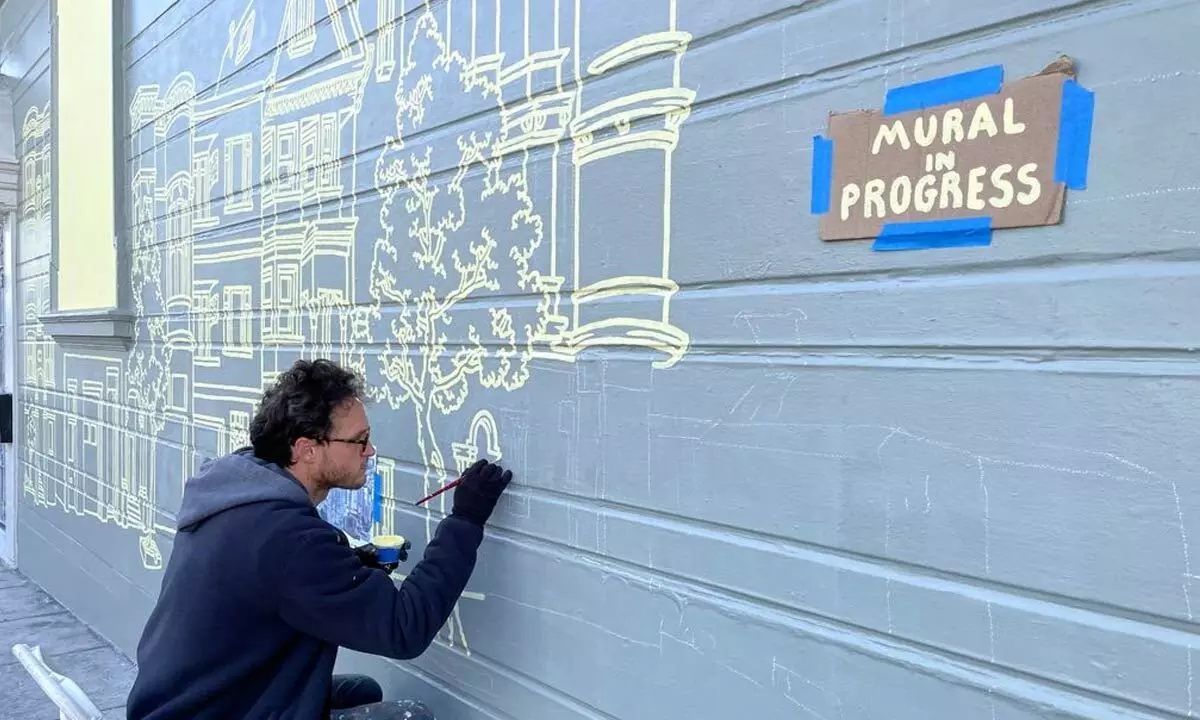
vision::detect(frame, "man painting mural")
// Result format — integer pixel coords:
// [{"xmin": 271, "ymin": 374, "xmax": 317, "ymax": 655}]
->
[{"xmin": 126, "ymin": 359, "xmax": 513, "ymax": 720}]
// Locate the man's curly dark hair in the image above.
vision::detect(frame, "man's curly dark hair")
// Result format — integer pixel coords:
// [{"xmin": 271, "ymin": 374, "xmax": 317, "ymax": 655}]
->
[{"xmin": 249, "ymin": 358, "xmax": 366, "ymax": 467}]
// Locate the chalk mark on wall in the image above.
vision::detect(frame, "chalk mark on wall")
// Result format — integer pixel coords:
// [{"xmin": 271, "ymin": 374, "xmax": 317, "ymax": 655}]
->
[{"xmin": 25, "ymin": 0, "xmax": 696, "ymax": 652}]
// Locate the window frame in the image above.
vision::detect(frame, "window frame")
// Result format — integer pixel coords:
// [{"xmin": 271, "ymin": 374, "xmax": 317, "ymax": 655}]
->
[{"xmin": 42, "ymin": 0, "xmax": 133, "ymax": 350}]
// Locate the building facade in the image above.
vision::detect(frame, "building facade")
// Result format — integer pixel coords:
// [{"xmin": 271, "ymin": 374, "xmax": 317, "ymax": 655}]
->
[{"xmin": 1, "ymin": 0, "xmax": 1199, "ymax": 718}]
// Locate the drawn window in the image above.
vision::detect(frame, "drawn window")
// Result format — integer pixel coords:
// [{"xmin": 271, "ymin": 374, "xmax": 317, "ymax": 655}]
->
[
  {"xmin": 67, "ymin": 419, "xmax": 77, "ymax": 463},
  {"xmin": 192, "ymin": 148, "xmax": 218, "ymax": 227},
  {"xmin": 286, "ymin": 0, "xmax": 316, "ymax": 59},
  {"xmin": 195, "ymin": 291, "xmax": 220, "ymax": 364},
  {"xmin": 234, "ymin": 9, "xmax": 256, "ymax": 65},
  {"xmin": 166, "ymin": 176, "xmax": 193, "ymax": 303},
  {"xmin": 131, "ymin": 174, "xmax": 156, "ymax": 249},
  {"xmin": 38, "ymin": 149, "xmax": 50, "ymax": 211},
  {"xmin": 168, "ymin": 247, "xmax": 189, "ymax": 305},
  {"xmin": 106, "ymin": 368, "xmax": 119, "ymax": 405},
  {"xmin": 261, "ymin": 270, "xmax": 275, "ymax": 338},
  {"xmin": 300, "ymin": 116, "xmax": 319, "ymax": 196},
  {"xmin": 262, "ymin": 272, "xmax": 274, "ymax": 311},
  {"xmin": 124, "ymin": 425, "xmax": 134, "ymax": 487},
  {"xmin": 375, "ymin": 0, "xmax": 396, "ymax": 83},
  {"xmin": 276, "ymin": 123, "xmax": 299, "ymax": 198},
  {"xmin": 83, "ymin": 422, "xmax": 97, "ymax": 447},
  {"xmin": 262, "ymin": 125, "xmax": 276, "ymax": 206},
  {"xmin": 224, "ymin": 135, "xmax": 254, "ymax": 213},
  {"xmin": 278, "ymin": 269, "xmax": 298, "ymax": 337},
  {"xmin": 192, "ymin": 152, "xmax": 207, "ymax": 218},
  {"xmin": 22, "ymin": 155, "xmax": 35, "ymax": 216},
  {"xmin": 169, "ymin": 374, "xmax": 188, "ymax": 414},
  {"xmin": 318, "ymin": 113, "xmax": 340, "ymax": 194},
  {"xmin": 222, "ymin": 286, "xmax": 253, "ymax": 357},
  {"xmin": 45, "ymin": 416, "xmax": 56, "ymax": 458}
]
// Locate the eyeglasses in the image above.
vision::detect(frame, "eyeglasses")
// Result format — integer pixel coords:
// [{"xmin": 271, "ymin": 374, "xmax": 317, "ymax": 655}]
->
[{"xmin": 326, "ymin": 434, "xmax": 372, "ymax": 453}]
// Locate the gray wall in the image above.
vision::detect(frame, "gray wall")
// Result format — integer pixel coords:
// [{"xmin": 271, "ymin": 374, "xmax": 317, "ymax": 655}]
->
[{"xmin": 5, "ymin": 0, "xmax": 1200, "ymax": 717}]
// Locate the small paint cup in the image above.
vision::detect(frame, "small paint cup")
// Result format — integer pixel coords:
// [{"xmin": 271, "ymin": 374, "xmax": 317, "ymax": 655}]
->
[{"xmin": 372, "ymin": 534, "xmax": 407, "ymax": 564}]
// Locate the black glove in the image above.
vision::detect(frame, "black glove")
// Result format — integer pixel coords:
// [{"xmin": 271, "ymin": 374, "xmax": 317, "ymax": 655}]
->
[
  {"xmin": 352, "ymin": 541, "xmax": 410, "ymax": 575},
  {"xmin": 450, "ymin": 458, "xmax": 513, "ymax": 527}
]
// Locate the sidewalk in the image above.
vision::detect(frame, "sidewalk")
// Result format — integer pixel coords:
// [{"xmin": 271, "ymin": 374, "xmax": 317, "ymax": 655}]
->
[{"xmin": 0, "ymin": 564, "xmax": 134, "ymax": 718}]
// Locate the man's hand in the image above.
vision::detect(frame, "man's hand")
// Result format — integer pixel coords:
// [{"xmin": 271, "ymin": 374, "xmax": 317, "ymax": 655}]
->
[
  {"xmin": 352, "ymin": 540, "xmax": 410, "ymax": 575},
  {"xmin": 450, "ymin": 458, "xmax": 513, "ymax": 527}
]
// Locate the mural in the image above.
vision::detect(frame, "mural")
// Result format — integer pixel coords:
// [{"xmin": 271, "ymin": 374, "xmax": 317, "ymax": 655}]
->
[{"xmin": 20, "ymin": 0, "xmax": 695, "ymax": 653}]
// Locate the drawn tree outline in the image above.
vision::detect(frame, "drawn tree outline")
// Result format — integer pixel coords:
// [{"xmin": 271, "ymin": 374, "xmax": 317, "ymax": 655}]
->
[
  {"xmin": 369, "ymin": 7, "xmax": 552, "ymax": 497},
  {"xmin": 366, "ymin": 4, "xmax": 558, "ymax": 652}
]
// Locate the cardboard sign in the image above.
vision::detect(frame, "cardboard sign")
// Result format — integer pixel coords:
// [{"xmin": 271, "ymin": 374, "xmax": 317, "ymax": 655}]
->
[{"xmin": 811, "ymin": 61, "xmax": 1094, "ymax": 248}]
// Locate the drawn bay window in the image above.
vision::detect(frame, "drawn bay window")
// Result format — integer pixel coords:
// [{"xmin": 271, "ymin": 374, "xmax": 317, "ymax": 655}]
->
[{"xmin": 43, "ymin": 0, "xmax": 134, "ymax": 349}]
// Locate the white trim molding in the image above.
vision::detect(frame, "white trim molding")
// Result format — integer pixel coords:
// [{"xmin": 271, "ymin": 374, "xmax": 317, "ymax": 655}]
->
[
  {"xmin": 0, "ymin": 210, "xmax": 16, "ymax": 566},
  {"xmin": 0, "ymin": 80, "xmax": 16, "ymax": 565},
  {"xmin": 0, "ymin": 81, "xmax": 19, "ymax": 214}
]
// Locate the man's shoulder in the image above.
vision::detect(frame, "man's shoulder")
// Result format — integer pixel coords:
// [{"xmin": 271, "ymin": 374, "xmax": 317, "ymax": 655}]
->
[
  {"xmin": 239, "ymin": 499, "xmax": 343, "ymax": 551},
  {"xmin": 200, "ymin": 498, "xmax": 329, "ymax": 554}
]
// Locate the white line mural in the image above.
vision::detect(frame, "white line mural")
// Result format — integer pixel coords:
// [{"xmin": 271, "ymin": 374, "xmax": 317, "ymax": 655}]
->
[{"xmin": 20, "ymin": 0, "xmax": 695, "ymax": 653}]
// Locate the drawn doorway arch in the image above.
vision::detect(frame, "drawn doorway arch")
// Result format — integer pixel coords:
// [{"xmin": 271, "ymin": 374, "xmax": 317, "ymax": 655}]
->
[{"xmin": 451, "ymin": 410, "xmax": 503, "ymax": 476}]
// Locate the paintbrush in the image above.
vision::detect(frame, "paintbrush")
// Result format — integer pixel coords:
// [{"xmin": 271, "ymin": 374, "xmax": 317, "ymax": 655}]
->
[{"xmin": 413, "ymin": 476, "xmax": 463, "ymax": 506}]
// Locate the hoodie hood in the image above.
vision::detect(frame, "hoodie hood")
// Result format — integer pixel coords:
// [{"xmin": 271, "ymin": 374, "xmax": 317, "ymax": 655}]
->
[{"xmin": 176, "ymin": 447, "xmax": 312, "ymax": 531}]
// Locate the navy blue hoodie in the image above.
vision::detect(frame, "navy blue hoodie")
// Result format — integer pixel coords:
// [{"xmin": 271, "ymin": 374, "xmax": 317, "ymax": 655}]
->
[{"xmin": 125, "ymin": 448, "xmax": 482, "ymax": 719}]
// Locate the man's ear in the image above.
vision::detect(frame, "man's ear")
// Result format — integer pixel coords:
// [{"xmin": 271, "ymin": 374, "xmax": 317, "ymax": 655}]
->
[{"xmin": 291, "ymin": 437, "xmax": 318, "ymax": 465}]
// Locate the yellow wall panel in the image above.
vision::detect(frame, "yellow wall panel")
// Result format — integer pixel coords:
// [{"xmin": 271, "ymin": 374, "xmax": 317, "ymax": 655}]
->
[{"xmin": 55, "ymin": 0, "xmax": 116, "ymax": 311}]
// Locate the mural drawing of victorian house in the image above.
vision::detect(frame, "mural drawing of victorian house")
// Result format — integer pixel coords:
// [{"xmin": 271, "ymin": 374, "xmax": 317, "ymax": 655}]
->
[{"xmin": 261, "ymin": 0, "xmax": 371, "ymax": 381}]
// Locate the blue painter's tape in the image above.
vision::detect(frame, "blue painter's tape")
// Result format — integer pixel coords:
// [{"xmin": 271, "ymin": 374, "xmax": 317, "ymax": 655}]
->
[
  {"xmin": 810, "ymin": 135, "xmax": 833, "ymax": 214},
  {"xmin": 872, "ymin": 217, "xmax": 993, "ymax": 251},
  {"xmin": 371, "ymin": 471, "xmax": 382, "ymax": 524},
  {"xmin": 884, "ymin": 65, "xmax": 1005, "ymax": 115},
  {"xmin": 1054, "ymin": 79, "xmax": 1095, "ymax": 190}
]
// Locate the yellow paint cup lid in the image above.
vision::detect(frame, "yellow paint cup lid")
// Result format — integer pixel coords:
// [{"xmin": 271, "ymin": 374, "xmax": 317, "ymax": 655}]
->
[{"xmin": 372, "ymin": 534, "xmax": 407, "ymax": 548}]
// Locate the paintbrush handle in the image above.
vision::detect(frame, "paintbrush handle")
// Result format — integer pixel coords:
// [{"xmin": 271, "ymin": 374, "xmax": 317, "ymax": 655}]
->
[{"xmin": 413, "ymin": 476, "xmax": 463, "ymax": 506}]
